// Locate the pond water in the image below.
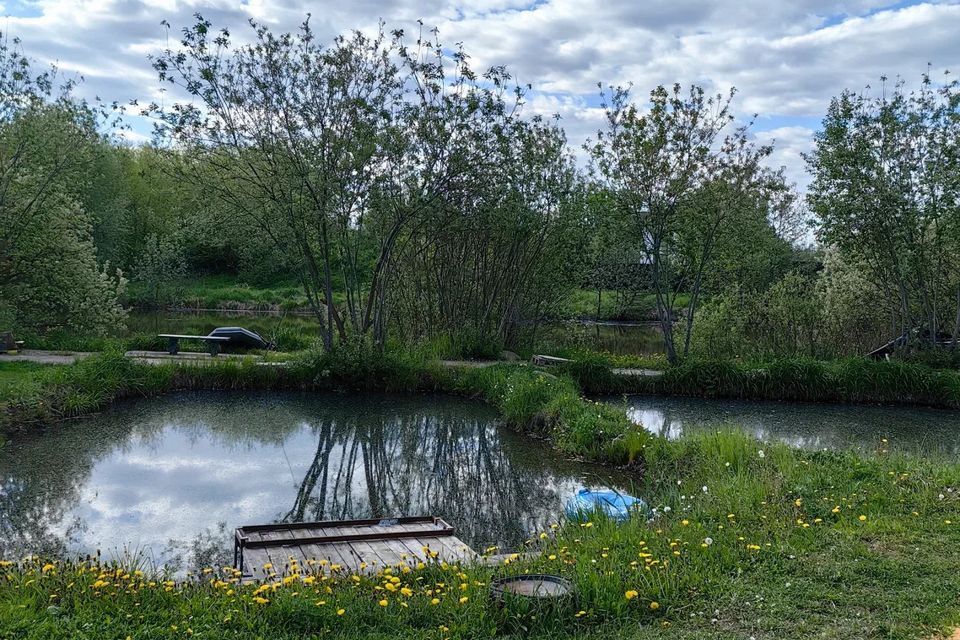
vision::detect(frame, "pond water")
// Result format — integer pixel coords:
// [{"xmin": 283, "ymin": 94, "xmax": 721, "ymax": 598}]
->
[
  {"xmin": 0, "ymin": 391, "xmax": 631, "ymax": 570},
  {"xmin": 621, "ymin": 395, "xmax": 960, "ymax": 455}
]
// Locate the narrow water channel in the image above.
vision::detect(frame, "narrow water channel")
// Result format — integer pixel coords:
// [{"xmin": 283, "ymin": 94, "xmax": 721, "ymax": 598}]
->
[
  {"xmin": 0, "ymin": 391, "xmax": 632, "ymax": 571},
  {"xmin": 620, "ymin": 395, "xmax": 960, "ymax": 455}
]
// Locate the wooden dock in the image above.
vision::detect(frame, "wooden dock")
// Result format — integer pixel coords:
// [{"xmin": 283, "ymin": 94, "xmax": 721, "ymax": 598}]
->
[{"xmin": 234, "ymin": 516, "xmax": 479, "ymax": 581}]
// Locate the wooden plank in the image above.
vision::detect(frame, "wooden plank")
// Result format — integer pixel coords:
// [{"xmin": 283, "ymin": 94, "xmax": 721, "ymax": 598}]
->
[
  {"xmin": 237, "ymin": 516, "xmax": 448, "ymax": 536},
  {"xmin": 235, "ymin": 516, "xmax": 420, "ymax": 533},
  {"xmin": 382, "ymin": 539, "xmax": 418, "ymax": 567},
  {"xmin": 310, "ymin": 542, "xmax": 353, "ymax": 573},
  {"xmin": 347, "ymin": 540, "xmax": 387, "ymax": 571},
  {"xmin": 241, "ymin": 547, "xmax": 272, "ymax": 577},
  {"xmin": 395, "ymin": 537, "xmax": 431, "ymax": 564},
  {"xmin": 235, "ymin": 517, "xmax": 477, "ymax": 581},
  {"xmin": 363, "ymin": 540, "xmax": 404, "ymax": 568}
]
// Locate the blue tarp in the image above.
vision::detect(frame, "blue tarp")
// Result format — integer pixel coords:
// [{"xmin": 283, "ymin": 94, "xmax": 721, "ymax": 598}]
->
[{"xmin": 564, "ymin": 488, "xmax": 650, "ymax": 522}]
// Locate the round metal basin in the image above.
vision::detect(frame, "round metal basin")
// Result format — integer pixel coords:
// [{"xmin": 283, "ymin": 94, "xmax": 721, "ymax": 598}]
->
[{"xmin": 490, "ymin": 574, "xmax": 575, "ymax": 601}]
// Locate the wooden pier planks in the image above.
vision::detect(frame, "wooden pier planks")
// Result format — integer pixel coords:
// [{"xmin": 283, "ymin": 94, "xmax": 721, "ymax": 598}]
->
[{"xmin": 235, "ymin": 516, "xmax": 479, "ymax": 581}]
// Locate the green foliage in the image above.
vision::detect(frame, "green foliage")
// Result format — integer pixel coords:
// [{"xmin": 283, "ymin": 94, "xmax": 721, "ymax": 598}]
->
[
  {"xmin": 130, "ymin": 233, "xmax": 188, "ymax": 307},
  {"xmin": 808, "ymin": 72, "xmax": 960, "ymax": 343},
  {"xmin": 124, "ymin": 275, "xmax": 312, "ymax": 311},
  {"xmin": 455, "ymin": 364, "xmax": 648, "ymax": 464},
  {"xmin": 292, "ymin": 340, "xmax": 427, "ymax": 393},
  {"xmin": 5, "ymin": 420, "xmax": 960, "ymax": 638},
  {"xmin": 0, "ymin": 37, "xmax": 126, "ymax": 336},
  {"xmin": 610, "ymin": 356, "xmax": 960, "ymax": 407}
]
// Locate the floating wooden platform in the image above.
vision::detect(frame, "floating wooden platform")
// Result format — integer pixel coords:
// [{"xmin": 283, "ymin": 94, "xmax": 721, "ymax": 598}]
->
[{"xmin": 234, "ymin": 516, "xmax": 478, "ymax": 581}]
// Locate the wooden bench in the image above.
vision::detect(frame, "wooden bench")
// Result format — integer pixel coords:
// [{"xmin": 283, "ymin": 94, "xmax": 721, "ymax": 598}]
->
[
  {"xmin": 157, "ymin": 334, "xmax": 231, "ymax": 356},
  {"xmin": 2, "ymin": 332, "xmax": 24, "ymax": 355}
]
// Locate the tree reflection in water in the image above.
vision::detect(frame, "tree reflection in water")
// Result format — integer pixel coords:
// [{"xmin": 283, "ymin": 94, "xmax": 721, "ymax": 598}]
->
[{"xmin": 0, "ymin": 391, "xmax": 631, "ymax": 570}]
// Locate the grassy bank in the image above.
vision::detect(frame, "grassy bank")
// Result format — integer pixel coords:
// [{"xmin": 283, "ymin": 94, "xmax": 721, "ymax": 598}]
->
[
  {"xmin": 3, "ymin": 427, "xmax": 960, "ymax": 638},
  {"xmin": 4, "ymin": 350, "xmax": 960, "ymax": 638},
  {"xmin": 125, "ymin": 274, "xmax": 313, "ymax": 311},
  {"xmin": 563, "ymin": 289, "xmax": 690, "ymax": 322},
  {"xmin": 0, "ymin": 347, "xmax": 646, "ymax": 466},
  {"xmin": 564, "ymin": 355, "xmax": 960, "ymax": 408}
]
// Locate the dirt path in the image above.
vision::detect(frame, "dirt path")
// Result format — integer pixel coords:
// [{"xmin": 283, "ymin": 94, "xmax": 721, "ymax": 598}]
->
[{"xmin": 0, "ymin": 350, "xmax": 93, "ymax": 365}]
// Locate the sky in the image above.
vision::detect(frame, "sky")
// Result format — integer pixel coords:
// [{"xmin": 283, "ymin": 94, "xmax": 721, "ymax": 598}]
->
[{"xmin": 3, "ymin": 0, "xmax": 960, "ymax": 190}]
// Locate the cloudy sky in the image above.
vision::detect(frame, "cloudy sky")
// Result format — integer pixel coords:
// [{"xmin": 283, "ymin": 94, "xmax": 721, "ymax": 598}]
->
[{"xmin": 3, "ymin": 0, "xmax": 959, "ymax": 189}]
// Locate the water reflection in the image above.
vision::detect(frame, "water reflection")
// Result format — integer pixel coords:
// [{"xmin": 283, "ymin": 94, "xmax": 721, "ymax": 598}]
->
[
  {"xmin": 621, "ymin": 395, "xmax": 960, "ymax": 454},
  {"xmin": 0, "ymin": 392, "xmax": 630, "ymax": 570}
]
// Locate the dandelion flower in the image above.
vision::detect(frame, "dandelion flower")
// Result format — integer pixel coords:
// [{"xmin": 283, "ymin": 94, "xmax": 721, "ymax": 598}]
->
[
  {"xmin": 649, "ymin": 601, "xmax": 660, "ymax": 610},
  {"xmin": 378, "ymin": 599, "xmax": 388, "ymax": 607},
  {"xmin": 625, "ymin": 590, "xmax": 639, "ymax": 600},
  {"xmin": 337, "ymin": 608, "xmax": 345, "ymax": 616},
  {"xmin": 858, "ymin": 515, "xmax": 867, "ymax": 521}
]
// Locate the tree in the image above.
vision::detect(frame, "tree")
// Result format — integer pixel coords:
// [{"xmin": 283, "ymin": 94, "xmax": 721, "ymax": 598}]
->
[
  {"xmin": 0, "ymin": 36, "xmax": 126, "ymax": 335},
  {"xmin": 151, "ymin": 17, "xmax": 406, "ymax": 349},
  {"xmin": 590, "ymin": 84, "xmax": 780, "ymax": 363},
  {"xmin": 808, "ymin": 72, "xmax": 960, "ymax": 346}
]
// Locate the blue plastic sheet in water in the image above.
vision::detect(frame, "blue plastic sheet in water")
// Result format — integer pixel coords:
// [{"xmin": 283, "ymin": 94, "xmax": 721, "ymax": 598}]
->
[{"xmin": 564, "ymin": 488, "xmax": 650, "ymax": 522}]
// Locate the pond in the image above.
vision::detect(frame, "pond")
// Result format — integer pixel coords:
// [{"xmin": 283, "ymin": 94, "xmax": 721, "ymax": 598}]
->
[
  {"xmin": 127, "ymin": 309, "xmax": 665, "ymax": 356},
  {"xmin": 0, "ymin": 391, "xmax": 632, "ymax": 571},
  {"xmin": 621, "ymin": 395, "xmax": 960, "ymax": 455}
]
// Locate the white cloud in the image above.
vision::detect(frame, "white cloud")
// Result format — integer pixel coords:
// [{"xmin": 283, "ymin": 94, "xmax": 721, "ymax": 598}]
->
[{"xmin": 4, "ymin": 0, "xmax": 959, "ymax": 190}]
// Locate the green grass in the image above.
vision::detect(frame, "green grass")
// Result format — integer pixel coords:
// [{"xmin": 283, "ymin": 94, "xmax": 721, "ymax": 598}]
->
[
  {"xmin": 0, "ymin": 361, "xmax": 51, "ymax": 403},
  {"xmin": 125, "ymin": 274, "xmax": 315, "ymax": 311},
  {"xmin": 562, "ymin": 289, "xmax": 690, "ymax": 321},
  {"xmin": 3, "ymin": 430, "xmax": 960, "ymax": 638},
  {"xmin": 5, "ymin": 349, "xmax": 960, "ymax": 637},
  {"xmin": 563, "ymin": 355, "xmax": 960, "ymax": 407}
]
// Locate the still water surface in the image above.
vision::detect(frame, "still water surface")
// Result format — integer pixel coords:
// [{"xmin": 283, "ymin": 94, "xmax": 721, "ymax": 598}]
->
[
  {"xmin": 622, "ymin": 395, "xmax": 960, "ymax": 454},
  {"xmin": 0, "ymin": 391, "xmax": 631, "ymax": 569}
]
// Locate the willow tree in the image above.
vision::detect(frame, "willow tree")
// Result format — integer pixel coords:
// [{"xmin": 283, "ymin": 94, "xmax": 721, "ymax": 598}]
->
[
  {"xmin": 808, "ymin": 72, "xmax": 960, "ymax": 346},
  {"xmin": 386, "ymin": 50, "xmax": 584, "ymax": 349},
  {"xmin": 590, "ymin": 84, "xmax": 779, "ymax": 363}
]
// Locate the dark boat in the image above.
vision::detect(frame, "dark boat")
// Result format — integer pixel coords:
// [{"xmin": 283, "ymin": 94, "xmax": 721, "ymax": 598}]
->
[{"xmin": 208, "ymin": 327, "xmax": 271, "ymax": 350}]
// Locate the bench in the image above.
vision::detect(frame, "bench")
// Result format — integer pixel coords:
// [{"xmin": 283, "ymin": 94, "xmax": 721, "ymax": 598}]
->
[
  {"xmin": 158, "ymin": 334, "xmax": 231, "ymax": 356},
  {"xmin": 2, "ymin": 332, "xmax": 24, "ymax": 354}
]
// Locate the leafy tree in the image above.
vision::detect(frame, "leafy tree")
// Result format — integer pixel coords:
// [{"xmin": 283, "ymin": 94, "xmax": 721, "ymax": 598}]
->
[
  {"xmin": 0, "ymin": 36, "xmax": 125, "ymax": 335},
  {"xmin": 808, "ymin": 72, "xmax": 960, "ymax": 346},
  {"xmin": 132, "ymin": 233, "xmax": 188, "ymax": 307},
  {"xmin": 590, "ymin": 84, "xmax": 782, "ymax": 363},
  {"xmin": 151, "ymin": 17, "xmax": 410, "ymax": 349}
]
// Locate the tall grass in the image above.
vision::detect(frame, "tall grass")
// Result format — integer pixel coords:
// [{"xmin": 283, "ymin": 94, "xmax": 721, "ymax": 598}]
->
[{"xmin": 566, "ymin": 355, "xmax": 960, "ymax": 408}]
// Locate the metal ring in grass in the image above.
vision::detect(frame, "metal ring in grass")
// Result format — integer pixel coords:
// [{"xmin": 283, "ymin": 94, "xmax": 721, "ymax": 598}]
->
[{"xmin": 490, "ymin": 574, "xmax": 576, "ymax": 603}]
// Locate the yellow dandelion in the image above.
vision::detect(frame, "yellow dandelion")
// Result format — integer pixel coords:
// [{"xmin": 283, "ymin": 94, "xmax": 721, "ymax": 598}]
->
[{"xmin": 625, "ymin": 590, "xmax": 639, "ymax": 600}]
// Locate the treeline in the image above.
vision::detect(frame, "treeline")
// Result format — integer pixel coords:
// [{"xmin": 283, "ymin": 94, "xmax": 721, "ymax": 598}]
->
[{"xmin": 3, "ymin": 18, "xmax": 959, "ymax": 363}]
